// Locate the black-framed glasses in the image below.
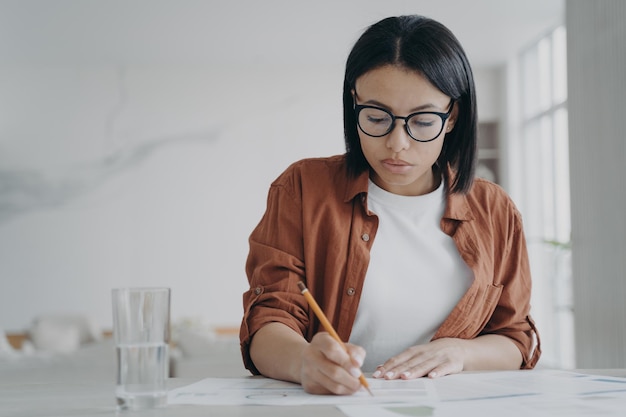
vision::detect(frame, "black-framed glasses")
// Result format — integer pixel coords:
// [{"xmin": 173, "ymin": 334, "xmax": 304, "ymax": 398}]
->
[{"xmin": 354, "ymin": 99, "xmax": 454, "ymax": 142}]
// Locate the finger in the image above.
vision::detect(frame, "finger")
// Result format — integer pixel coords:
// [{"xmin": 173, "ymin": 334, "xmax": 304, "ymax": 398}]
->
[
  {"xmin": 425, "ymin": 359, "xmax": 463, "ymax": 378},
  {"xmin": 320, "ymin": 341, "xmax": 364, "ymax": 387},
  {"xmin": 302, "ymin": 352, "xmax": 362, "ymax": 395},
  {"xmin": 399, "ymin": 356, "xmax": 463, "ymax": 380},
  {"xmin": 399, "ymin": 354, "xmax": 442, "ymax": 379},
  {"xmin": 372, "ymin": 364, "xmax": 385, "ymax": 378},
  {"xmin": 398, "ymin": 361, "xmax": 437, "ymax": 379},
  {"xmin": 316, "ymin": 362, "xmax": 363, "ymax": 395},
  {"xmin": 379, "ymin": 348, "xmax": 426, "ymax": 379},
  {"xmin": 345, "ymin": 343, "xmax": 366, "ymax": 368},
  {"xmin": 306, "ymin": 334, "xmax": 363, "ymax": 394},
  {"xmin": 314, "ymin": 333, "xmax": 364, "ymax": 379},
  {"xmin": 384, "ymin": 351, "xmax": 452, "ymax": 379},
  {"xmin": 301, "ymin": 345, "xmax": 353, "ymax": 395},
  {"xmin": 302, "ymin": 366, "xmax": 359, "ymax": 395},
  {"xmin": 313, "ymin": 333, "xmax": 352, "ymax": 365}
]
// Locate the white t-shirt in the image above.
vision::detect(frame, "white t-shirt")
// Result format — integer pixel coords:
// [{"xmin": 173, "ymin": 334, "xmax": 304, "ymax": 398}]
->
[{"xmin": 349, "ymin": 179, "xmax": 473, "ymax": 371}]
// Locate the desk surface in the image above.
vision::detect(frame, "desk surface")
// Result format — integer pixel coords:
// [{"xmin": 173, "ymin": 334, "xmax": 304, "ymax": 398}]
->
[
  {"xmin": 1, "ymin": 378, "xmax": 346, "ymax": 417},
  {"xmin": 2, "ymin": 369, "xmax": 626, "ymax": 417}
]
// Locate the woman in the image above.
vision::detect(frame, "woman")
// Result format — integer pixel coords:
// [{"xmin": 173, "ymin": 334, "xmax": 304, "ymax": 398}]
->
[{"xmin": 239, "ymin": 15, "xmax": 541, "ymax": 395}]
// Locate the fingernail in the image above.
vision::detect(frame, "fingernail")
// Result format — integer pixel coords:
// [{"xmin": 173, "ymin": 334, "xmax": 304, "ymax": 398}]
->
[
  {"xmin": 429, "ymin": 371, "xmax": 438, "ymax": 378},
  {"xmin": 372, "ymin": 370, "xmax": 382, "ymax": 378},
  {"xmin": 384, "ymin": 371, "xmax": 394, "ymax": 379},
  {"xmin": 401, "ymin": 371, "xmax": 411, "ymax": 379},
  {"xmin": 350, "ymin": 367, "xmax": 362, "ymax": 378}
]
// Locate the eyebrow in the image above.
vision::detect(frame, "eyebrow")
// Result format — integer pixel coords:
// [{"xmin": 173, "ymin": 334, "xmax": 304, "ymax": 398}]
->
[{"xmin": 354, "ymin": 92, "xmax": 446, "ymax": 113}]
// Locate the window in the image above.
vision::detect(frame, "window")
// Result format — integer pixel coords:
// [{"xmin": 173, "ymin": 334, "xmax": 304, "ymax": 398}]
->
[{"xmin": 514, "ymin": 26, "xmax": 573, "ymax": 368}]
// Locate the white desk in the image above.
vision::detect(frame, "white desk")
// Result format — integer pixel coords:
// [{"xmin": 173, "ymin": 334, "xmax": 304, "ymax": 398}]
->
[
  {"xmin": 2, "ymin": 335, "xmax": 625, "ymax": 417},
  {"xmin": 0, "ymin": 378, "xmax": 346, "ymax": 417},
  {"xmin": 3, "ymin": 370, "xmax": 626, "ymax": 417},
  {"xmin": 0, "ymin": 335, "xmax": 342, "ymax": 416}
]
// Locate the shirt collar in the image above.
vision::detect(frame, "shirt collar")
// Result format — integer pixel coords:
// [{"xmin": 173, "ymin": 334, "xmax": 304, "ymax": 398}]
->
[
  {"xmin": 443, "ymin": 164, "xmax": 474, "ymax": 222},
  {"xmin": 343, "ymin": 163, "xmax": 475, "ymax": 222},
  {"xmin": 343, "ymin": 168, "xmax": 370, "ymax": 203},
  {"xmin": 444, "ymin": 191, "xmax": 474, "ymax": 221}
]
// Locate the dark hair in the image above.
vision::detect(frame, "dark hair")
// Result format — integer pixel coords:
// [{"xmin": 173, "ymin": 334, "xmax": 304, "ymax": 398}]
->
[{"xmin": 343, "ymin": 15, "xmax": 477, "ymax": 194}]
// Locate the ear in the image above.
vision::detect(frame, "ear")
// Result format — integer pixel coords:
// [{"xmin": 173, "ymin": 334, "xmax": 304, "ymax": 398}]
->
[
  {"xmin": 446, "ymin": 102, "xmax": 458, "ymax": 133},
  {"xmin": 351, "ymin": 89, "xmax": 358, "ymax": 109}
]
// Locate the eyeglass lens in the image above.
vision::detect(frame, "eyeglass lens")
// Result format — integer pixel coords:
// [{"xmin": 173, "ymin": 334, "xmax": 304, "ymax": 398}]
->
[{"xmin": 357, "ymin": 107, "xmax": 445, "ymax": 142}]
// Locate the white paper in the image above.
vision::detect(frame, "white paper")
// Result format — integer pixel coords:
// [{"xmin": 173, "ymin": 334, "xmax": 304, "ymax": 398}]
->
[
  {"xmin": 338, "ymin": 370, "xmax": 626, "ymax": 417},
  {"xmin": 167, "ymin": 370, "xmax": 626, "ymax": 413},
  {"xmin": 433, "ymin": 369, "xmax": 626, "ymax": 401},
  {"xmin": 167, "ymin": 376, "xmax": 437, "ymax": 406}
]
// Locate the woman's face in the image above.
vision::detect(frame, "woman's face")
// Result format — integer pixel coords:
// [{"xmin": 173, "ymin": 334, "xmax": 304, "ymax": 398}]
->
[{"xmin": 354, "ymin": 65, "xmax": 456, "ymax": 196}]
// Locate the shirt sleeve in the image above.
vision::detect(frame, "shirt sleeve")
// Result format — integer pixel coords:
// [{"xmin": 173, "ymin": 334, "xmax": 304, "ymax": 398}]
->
[
  {"xmin": 437, "ymin": 180, "xmax": 541, "ymax": 369},
  {"xmin": 239, "ymin": 179, "xmax": 311, "ymax": 375},
  {"xmin": 481, "ymin": 199, "xmax": 541, "ymax": 369}
]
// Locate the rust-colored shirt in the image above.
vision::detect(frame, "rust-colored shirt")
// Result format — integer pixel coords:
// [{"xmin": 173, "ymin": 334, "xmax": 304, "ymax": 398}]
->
[{"xmin": 240, "ymin": 155, "xmax": 541, "ymax": 374}]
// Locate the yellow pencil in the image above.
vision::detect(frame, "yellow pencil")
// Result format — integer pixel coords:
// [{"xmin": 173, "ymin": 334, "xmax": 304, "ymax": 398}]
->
[{"xmin": 297, "ymin": 281, "xmax": 373, "ymax": 396}]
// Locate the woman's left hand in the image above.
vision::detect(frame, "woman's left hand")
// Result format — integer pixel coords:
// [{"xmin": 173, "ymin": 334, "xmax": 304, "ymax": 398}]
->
[
  {"xmin": 372, "ymin": 334, "xmax": 523, "ymax": 379},
  {"xmin": 372, "ymin": 338, "xmax": 465, "ymax": 379}
]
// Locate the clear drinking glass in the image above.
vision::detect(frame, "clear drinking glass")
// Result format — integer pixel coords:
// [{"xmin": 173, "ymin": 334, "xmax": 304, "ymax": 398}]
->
[{"xmin": 112, "ymin": 287, "xmax": 170, "ymax": 410}]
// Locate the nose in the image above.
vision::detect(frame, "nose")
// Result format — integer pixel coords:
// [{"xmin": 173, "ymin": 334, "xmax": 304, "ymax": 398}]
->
[{"xmin": 385, "ymin": 120, "xmax": 411, "ymax": 153}]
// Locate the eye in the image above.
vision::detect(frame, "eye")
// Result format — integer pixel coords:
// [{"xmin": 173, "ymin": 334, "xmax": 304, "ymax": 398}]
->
[
  {"xmin": 361, "ymin": 108, "xmax": 392, "ymax": 125},
  {"xmin": 367, "ymin": 114, "xmax": 389, "ymax": 124},
  {"xmin": 409, "ymin": 114, "xmax": 438, "ymax": 128}
]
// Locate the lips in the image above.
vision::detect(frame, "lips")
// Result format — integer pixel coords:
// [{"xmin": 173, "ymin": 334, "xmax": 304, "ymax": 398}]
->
[
  {"xmin": 383, "ymin": 159, "xmax": 410, "ymax": 166},
  {"xmin": 381, "ymin": 159, "xmax": 413, "ymax": 174}
]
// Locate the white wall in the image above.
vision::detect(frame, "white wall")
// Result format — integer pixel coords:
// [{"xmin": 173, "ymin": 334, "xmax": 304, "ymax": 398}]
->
[
  {"xmin": 0, "ymin": 64, "xmax": 345, "ymax": 331},
  {"xmin": 1, "ymin": 0, "xmax": 563, "ymax": 334},
  {"xmin": 0, "ymin": 61, "xmax": 507, "ymax": 333}
]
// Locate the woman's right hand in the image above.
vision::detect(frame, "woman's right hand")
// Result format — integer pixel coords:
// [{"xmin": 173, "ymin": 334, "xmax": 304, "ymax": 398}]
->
[{"xmin": 300, "ymin": 332, "xmax": 366, "ymax": 395}]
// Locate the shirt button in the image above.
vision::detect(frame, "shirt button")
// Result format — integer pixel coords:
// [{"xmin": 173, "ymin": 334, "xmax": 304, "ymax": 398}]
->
[
  {"xmin": 254, "ymin": 287, "xmax": 262, "ymax": 295},
  {"xmin": 347, "ymin": 288, "xmax": 356, "ymax": 296},
  {"xmin": 361, "ymin": 233, "xmax": 370, "ymax": 242}
]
